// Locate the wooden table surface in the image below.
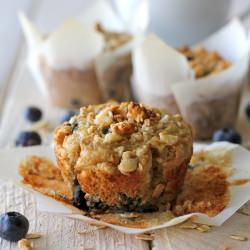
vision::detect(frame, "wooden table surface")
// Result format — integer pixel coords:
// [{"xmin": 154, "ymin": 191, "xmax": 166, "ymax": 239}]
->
[{"xmin": 0, "ymin": 1, "xmax": 250, "ymax": 249}]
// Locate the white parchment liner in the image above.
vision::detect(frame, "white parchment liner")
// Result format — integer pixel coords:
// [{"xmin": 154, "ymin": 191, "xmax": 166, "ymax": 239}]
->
[
  {"xmin": 19, "ymin": 13, "xmax": 104, "ymax": 108},
  {"xmin": 95, "ymin": 36, "xmax": 144, "ymax": 101},
  {"xmin": 19, "ymin": 0, "xmax": 147, "ymax": 106},
  {"xmin": 131, "ymin": 19, "xmax": 249, "ymax": 119},
  {"xmin": 0, "ymin": 142, "xmax": 250, "ymax": 234},
  {"xmin": 172, "ymin": 19, "xmax": 250, "ymax": 139},
  {"xmin": 131, "ymin": 33, "xmax": 194, "ymax": 113}
]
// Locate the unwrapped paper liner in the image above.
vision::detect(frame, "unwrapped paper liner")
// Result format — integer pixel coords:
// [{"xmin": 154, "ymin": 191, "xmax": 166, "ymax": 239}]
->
[
  {"xmin": 1, "ymin": 142, "xmax": 250, "ymax": 234},
  {"xmin": 80, "ymin": 0, "xmax": 146, "ymax": 102},
  {"xmin": 172, "ymin": 19, "xmax": 250, "ymax": 139}
]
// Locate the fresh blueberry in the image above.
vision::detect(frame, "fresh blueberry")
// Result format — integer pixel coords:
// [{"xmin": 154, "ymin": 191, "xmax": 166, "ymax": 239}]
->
[
  {"xmin": 212, "ymin": 128, "xmax": 242, "ymax": 144},
  {"xmin": 60, "ymin": 111, "xmax": 77, "ymax": 123},
  {"xmin": 73, "ymin": 186, "xmax": 87, "ymax": 210},
  {"xmin": 245, "ymin": 103, "xmax": 250, "ymax": 119},
  {"xmin": 0, "ymin": 212, "xmax": 29, "ymax": 242},
  {"xmin": 24, "ymin": 106, "xmax": 42, "ymax": 122},
  {"xmin": 15, "ymin": 131, "xmax": 42, "ymax": 147}
]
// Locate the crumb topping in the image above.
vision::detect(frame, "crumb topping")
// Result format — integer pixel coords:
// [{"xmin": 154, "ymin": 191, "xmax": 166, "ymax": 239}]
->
[
  {"xmin": 178, "ymin": 46, "xmax": 231, "ymax": 78},
  {"xmin": 61, "ymin": 102, "xmax": 192, "ymax": 176}
]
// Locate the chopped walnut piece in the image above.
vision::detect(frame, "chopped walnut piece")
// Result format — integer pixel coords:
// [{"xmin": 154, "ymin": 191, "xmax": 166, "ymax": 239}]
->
[
  {"xmin": 118, "ymin": 151, "xmax": 138, "ymax": 175},
  {"xmin": 104, "ymin": 132, "xmax": 123, "ymax": 143},
  {"xmin": 159, "ymin": 132, "xmax": 178, "ymax": 145},
  {"xmin": 112, "ymin": 121, "xmax": 136, "ymax": 135}
]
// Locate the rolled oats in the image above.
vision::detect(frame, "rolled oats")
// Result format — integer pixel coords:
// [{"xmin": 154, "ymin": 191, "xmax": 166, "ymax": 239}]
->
[
  {"xmin": 25, "ymin": 233, "xmax": 43, "ymax": 239},
  {"xmin": 135, "ymin": 233, "xmax": 154, "ymax": 241},
  {"xmin": 118, "ymin": 151, "xmax": 138, "ymax": 175},
  {"xmin": 229, "ymin": 234, "xmax": 248, "ymax": 241}
]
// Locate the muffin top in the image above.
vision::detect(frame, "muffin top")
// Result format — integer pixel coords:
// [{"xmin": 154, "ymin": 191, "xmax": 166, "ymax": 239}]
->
[{"xmin": 57, "ymin": 102, "xmax": 192, "ymax": 176}]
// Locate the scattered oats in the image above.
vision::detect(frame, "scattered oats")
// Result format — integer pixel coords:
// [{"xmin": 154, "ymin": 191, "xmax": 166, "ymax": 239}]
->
[
  {"xmin": 237, "ymin": 207, "xmax": 250, "ymax": 216},
  {"xmin": 237, "ymin": 210, "xmax": 250, "ymax": 216},
  {"xmin": 220, "ymin": 244, "xmax": 230, "ymax": 250},
  {"xmin": 135, "ymin": 234, "xmax": 154, "ymax": 241},
  {"xmin": 117, "ymin": 242, "xmax": 124, "ymax": 246},
  {"xmin": 77, "ymin": 229, "xmax": 90, "ymax": 235},
  {"xmin": 196, "ymin": 224, "xmax": 211, "ymax": 232},
  {"xmin": 179, "ymin": 220, "xmax": 197, "ymax": 229},
  {"xmin": 90, "ymin": 223, "xmax": 107, "ymax": 230},
  {"xmin": 25, "ymin": 233, "xmax": 43, "ymax": 239},
  {"xmin": 229, "ymin": 234, "xmax": 248, "ymax": 241},
  {"xmin": 18, "ymin": 239, "xmax": 33, "ymax": 250}
]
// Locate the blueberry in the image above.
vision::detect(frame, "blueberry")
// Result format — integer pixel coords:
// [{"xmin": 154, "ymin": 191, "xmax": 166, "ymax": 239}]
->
[
  {"xmin": 70, "ymin": 99, "xmax": 81, "ymax": 108},
  {"xmin": 0, "ymin": 212, "xmax": 29, "ymax": 242},
  {"xmin": 15, "ymin": 131, "xmax": 42, "ymax": 147},
  {"xmin": 212, "ymin": 128, "xmax": 242, "ymax": 144},
  {"xmin": 245, "ymin": 103, "xmax": 250, "ymax": 119},
  {"xmin": 102, "ymin": 127, "xmax": 110, "ymax": 134},
  {"xmin": 25, "ymin": 106, "xmax": 42, "ymax": 122},
  {"xmin": 73, "ymin": 186, "xmax": 87, "ymax": 210},
  {"xmin": 60, "ymin": 111, "xmax": 77, "ymax": 123}
]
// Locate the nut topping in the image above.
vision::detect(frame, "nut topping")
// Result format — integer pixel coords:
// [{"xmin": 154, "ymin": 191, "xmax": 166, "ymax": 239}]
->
[{"xmin": 118, "ymin": 151, "xmax": 138, "ymax": 175}]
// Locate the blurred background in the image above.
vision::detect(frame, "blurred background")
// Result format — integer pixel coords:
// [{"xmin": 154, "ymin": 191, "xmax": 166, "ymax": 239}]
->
[{"xmin": 1, "ymin": 0, "xmax": 249, "ymax": 104}]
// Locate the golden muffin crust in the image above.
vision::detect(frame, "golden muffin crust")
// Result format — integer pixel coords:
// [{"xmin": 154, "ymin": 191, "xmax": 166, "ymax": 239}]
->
[{"xmin": 54, "ymin": 102, "xmax": 193, "ymax": 212}]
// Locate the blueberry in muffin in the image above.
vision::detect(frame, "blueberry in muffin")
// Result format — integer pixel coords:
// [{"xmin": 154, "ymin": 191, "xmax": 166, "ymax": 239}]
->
[{"xmin": 54, "ymin": 102, "xmax": 193, "ymax": 213}]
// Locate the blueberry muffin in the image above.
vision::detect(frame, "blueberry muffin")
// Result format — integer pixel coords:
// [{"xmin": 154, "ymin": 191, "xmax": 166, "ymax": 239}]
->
[{"xmin": 54, "ymin": 102, "xmax": 193, "ymax": 212}]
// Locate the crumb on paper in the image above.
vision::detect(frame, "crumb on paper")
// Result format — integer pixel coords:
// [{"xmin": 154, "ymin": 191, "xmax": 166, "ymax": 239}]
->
[
  {"xmin": 18, "ymin": 239, "xmax": 33, "ymax": 250},
  {"xmin": 229, "ymin": 234, "xmax": 248, "ymax": 241},
  {"xmin": 174, "ymin": 150, "xmax": 231, "ymax": 217}
]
